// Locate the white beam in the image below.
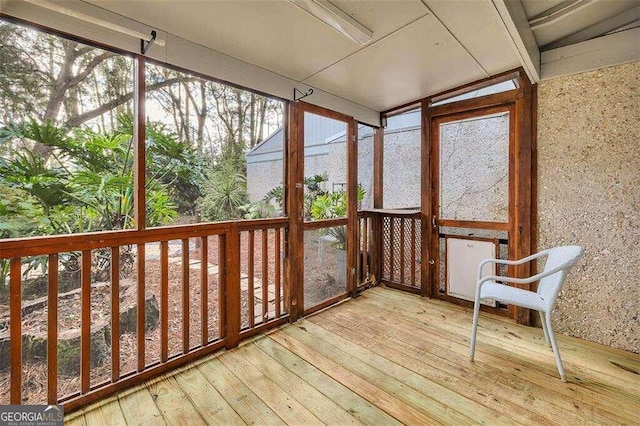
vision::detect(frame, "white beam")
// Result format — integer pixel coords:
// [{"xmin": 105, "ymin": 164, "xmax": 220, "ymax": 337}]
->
[
  {"xmin": 491, "ymin": 0, "xmax": 541, "ymax": 82},
  {"xmin": 528, "ymin": 0, "xmax": 597, "ymax": 31},
  {"xmin": 0, "ymin": 0, "xmax": 380, "ymax": 126},
  {"xmin": 543, "ymin": 6, "xmax": 640, "ymax": 50},
  {"xmin": 541, "ymin": 28, "xmax": 640, "ymax": 79}
]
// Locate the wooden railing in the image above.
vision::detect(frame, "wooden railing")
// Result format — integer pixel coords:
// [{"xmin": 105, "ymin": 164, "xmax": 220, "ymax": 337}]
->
[
  {"xmin": 0, "ymin": 218, "xmax": 287, "ymax": 412},
  {"xmin": 358, "ymin": 209, "xmax": 422, "ymax": 293}
]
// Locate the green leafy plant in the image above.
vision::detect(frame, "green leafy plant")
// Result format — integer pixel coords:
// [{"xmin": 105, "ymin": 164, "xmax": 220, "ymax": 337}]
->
[
  {"xmin": 0, "ymin": 117, "xmax": 204, "ymax": 293},
  {"xmin": 240, "ymin": 200, "xmax": 277, "ymax": 220},
  {"xmin": 309, "ymin": 185, "xmax": 365, "ymax": 250},
  {"xmin": 197, "ymin": 163, "xmax": 249, "ymax": 221}
]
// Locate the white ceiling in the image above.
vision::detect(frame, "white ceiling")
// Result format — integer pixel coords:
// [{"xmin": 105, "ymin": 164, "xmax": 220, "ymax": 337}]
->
[{"xmin": 82, "ymin": 0, "xmax": 522, "ymax": 112}]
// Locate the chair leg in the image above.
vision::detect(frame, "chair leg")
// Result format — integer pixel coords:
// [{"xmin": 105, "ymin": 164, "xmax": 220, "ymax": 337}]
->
[
  {"xmin": 539, "ymin": 311, "xmax": 551, "ymax": 347},
  {"xmin": 545, "ymin": 312, "xmax": 566, "ymax": 382},
  {"xmin": 469, "ymin": 298, "xmax": 481, "ymax": 361}
]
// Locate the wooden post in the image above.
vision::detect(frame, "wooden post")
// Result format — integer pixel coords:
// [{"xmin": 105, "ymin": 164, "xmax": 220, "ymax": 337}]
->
[
  {"xmin": 530, "ymin": 84, "xmax": 539, "ymax": 292},
  {"xmin": 421, "ymin": 99, "xmax": 433, "ymax": 297},
  {"xmin": 47, "ymin": 254, "xmax": 58, "ymax": 403},
  {"xmin": 347, "ymin": 118, "xmax": 358, "ymax": 297},
  {"xmin": 160, "ymin": 241, "xmax": 169, "ymax": 362},
  {"xmin": 224, "ymin": 225, "xmax": 241, "ymax": 349},
  {"xmin": 510, "ymin": 72, "xmax": 534, "ymax": 325},
  {"xmin": 285, "ymin": 102, "xmax": 303, "ymax": 321},
  {"xmin": 201, "ymin": 236, "xmax": 209, "ymax": 346},
  {"xmin": 134, "ymin": 56, "xmax": 146, "ymax": 230},
  {"xmin": 110, "ymin": 248, "xmax": 120, "ymax": 381},
  {"xmin": 371, "ymin": 126, "xmax": 385, "ymax": 284},
  {"xmin": 182, "ymin": 239, "xmax": 189, "ymax": 354},
  {"xmin": 81, "ymin": 250, "xmax": 91, "ymax": 392},
  {"xmin": 137, "ymin": 244, "xmax": 146, "ymax": 371},
  {"xmin": 10, "ymin": 258, "xmax": 22, "ymax": 404}
]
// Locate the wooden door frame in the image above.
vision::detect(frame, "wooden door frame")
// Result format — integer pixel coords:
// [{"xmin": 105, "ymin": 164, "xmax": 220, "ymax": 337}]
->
[
  {"xmin": 421, "ymin": 71, "xmax": 536, "ymax": 324},
  {"xmin": 286, "ymin": 101, "xmax": 358, "ymax": 321}
]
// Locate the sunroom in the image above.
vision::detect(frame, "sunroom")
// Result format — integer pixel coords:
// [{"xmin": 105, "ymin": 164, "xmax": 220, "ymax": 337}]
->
[{"xmin": 0, "ymin": 0, "xmax": 638, "ymax": 424}]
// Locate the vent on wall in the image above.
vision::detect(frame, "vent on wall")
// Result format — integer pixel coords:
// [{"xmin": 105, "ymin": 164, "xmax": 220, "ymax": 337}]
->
[{"xmin": 446, "ymin": 237, "xmax": 497, "ymax": 307}]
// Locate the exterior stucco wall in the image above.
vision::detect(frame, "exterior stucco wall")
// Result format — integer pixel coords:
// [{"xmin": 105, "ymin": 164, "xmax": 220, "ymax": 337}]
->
[
  {"xmin": 383, "ymin": 128, "xmax": 421, "ymax": 209},
  {"xmin": 246, "ymin": 159, "xmax": 283, "ymax": 202},
  {"xmin": 358, "ymin": 134, "xmax": 374, "ymax": 209},
  {"xmin": 538, "ymin": 61, "xmax": 640, "ymax": 353}
]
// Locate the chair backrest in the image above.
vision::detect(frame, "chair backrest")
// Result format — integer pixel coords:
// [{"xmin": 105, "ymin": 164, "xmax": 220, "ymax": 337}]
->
[{"xmin": 538, "ymin": 245, "xmax": 585, "ymax": 307}]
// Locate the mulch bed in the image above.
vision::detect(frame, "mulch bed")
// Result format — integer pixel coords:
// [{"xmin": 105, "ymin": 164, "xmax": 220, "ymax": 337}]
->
[{"xmin": 0, "ymin": 228, "xmax": 346, "ymax": 405}]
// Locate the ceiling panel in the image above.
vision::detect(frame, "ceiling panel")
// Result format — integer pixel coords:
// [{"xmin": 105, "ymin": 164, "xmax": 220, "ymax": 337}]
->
[
  {"xmin": 86, "ymin": 0, "xmax": 357, "ymax": 80},
  {"xmin": 330, "ymin": 0, "xmax": 429, "ymax": 41},
  {"xmin": 423, "ymin": 0, "xmax": 521, "ymax": 75},
  {"xmin": 86, "ymin": 0, "xmax": 430, "ymax": 82},
  {"xmin": 303, "ymin": 13, "xmax": 488, "ymax": 111}
]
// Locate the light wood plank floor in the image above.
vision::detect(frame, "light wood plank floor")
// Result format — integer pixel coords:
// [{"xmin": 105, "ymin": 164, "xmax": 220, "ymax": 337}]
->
[{"xmin": 66, "ymin": 287, "xmax": 640, "ymax": 425}]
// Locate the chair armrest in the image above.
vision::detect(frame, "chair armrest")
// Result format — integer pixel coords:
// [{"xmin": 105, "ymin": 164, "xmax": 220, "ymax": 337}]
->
[
  {"xmin": 477, "ymin": 262, "xmax": 569, "ymax": 288},
  {"xmin": 477, "ymin": 250, "xmax": 550, "ymax": 281}
]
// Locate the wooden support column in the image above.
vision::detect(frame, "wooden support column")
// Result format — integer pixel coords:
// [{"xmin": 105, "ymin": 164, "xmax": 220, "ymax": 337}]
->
[
  {"xmin": 347, "ymin": 119, "xmax": 358, "ymax": 297},
  {"xmin": 134, "ymin": 56, "xmax": 146, "ymax": 230},
  {"xmin": 285, "ymin": 102, "xmax": 303, "ymax": 321},
  {"xmin": 420, "ymin": 99, "xmax": 433, "ymax": 298},
  {"xmin": 371, "ymin": 127, "xmax": 384, "ymax": 283},
  {"xmin": 224, "ymin": 225, "xmax": 241, "ymax": 349},
  {"xmin": 510, "ymin": 73, "xmax": 534, "ymax": 325},
  {"xmin": 531, "ymin": 84, "xmax": 539, "ymax": 290}
]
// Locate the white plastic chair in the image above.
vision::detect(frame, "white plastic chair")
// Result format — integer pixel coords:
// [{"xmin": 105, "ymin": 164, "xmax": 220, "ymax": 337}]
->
[{"xmin": 469, "ymin": 245, "xmax": 584, "ymax": 382}]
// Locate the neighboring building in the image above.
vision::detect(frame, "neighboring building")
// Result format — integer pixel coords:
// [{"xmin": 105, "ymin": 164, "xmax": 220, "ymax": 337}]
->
[{"xmin": 246, "ymin": 109, "xmax": 423, "ymax": 209}]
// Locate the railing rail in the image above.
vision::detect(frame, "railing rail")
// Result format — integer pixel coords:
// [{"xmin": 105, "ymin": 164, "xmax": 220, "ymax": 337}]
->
[{"xmin": 0, "ymin": 218, "xmax": 288, "ymax": 411}]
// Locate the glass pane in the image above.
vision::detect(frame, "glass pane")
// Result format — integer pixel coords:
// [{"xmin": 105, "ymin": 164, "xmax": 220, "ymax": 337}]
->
[
  {"xmin": 304, "ymin": 227, "xmax": 347, "ymax": 310},
  {"xmin": 358, "ymin": 125, "xmax": 375, "ymax": 210},
  {"xmin": 383, "ymin": 109, "xmax": 421, "ymax": 209},
  {"xmin": 439, "ymin": 111, "xmax": 509, "ymax": 222},
  {"xmin": 431, "ymin": 80, "xmax": 517, "ymax": 107},
  {"xmin": 303, "ymin": 112, "xmax": 347, "ymax": 221},
  {"xmin": 0, "ymin": 19, "xmax": 134, "ymax": 239},
  {"xmin": 145, "ymin": 63, "xmax": 284, "ymax": 227}
]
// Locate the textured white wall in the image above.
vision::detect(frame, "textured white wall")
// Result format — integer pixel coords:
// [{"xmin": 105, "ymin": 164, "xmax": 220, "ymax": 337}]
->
[{"xmin": 538, "ymin": 61, "xmax": 640, "ymax": 353}]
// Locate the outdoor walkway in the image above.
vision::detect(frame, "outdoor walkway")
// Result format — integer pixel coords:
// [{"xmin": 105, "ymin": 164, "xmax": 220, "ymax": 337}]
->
[{"xmin": 65, "ymin": 287, "xmax": 640, "ymax": 425}]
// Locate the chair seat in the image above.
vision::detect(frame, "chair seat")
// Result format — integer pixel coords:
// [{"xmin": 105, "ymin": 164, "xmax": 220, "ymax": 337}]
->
[{"xmin": 480, "ymin": 281, "xmax": 546, "ymax": 311}]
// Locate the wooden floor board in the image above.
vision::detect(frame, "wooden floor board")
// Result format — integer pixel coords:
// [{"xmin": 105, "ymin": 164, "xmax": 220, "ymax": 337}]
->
[
  {"xmin": 318, "ymin": 303, "xmax": 627, "ymax": 425},
  {"xmin": 294, "ymin": 319, "xmax": 518, "ymax": 425},
  {"xmin": 218, "ymin": 345, "xmax": 324, "ymax": 425},
  {"xmin": 147, "ymin": 375, "xmax": 206, "ymax": 426},
  {"xmin": 82, "ymin": 396, "xmax": 127, "ymax": 426},
  {"xmin": 173, "ymin": 366, "xmax": 245, "ymax": 425},
  {"xmin": 117, "ymin": 384, "xmax": 166, "ymax": 426},
  {"xmin": 254, "ymin": 338, "xmax": 401, "ymax": 425},
  {"xmin": 375, "ymin": 289, "xmax": 640, "ymax": 380},
  {"xmin": 363, "ymin": 289, "xmax": 640, "ymax": 406},
  {"xmin": 198, "ymin": 358, "xmax": 286, "ymax": 425},
  {"xmin": 239, "ymin": 343, "xmax": 361, "ymax": 425},
  {"xmin": 67, "ymin": 287, "xmax": 640, "ymax": 425}
]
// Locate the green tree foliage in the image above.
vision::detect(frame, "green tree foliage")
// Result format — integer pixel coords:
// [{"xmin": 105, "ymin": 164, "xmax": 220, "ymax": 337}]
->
[
  {"xmin": 197, "ymin": 162, "xmax": 249, "ymax": 222},
  {"xmin": 0, "ymin": 117, "xmax": 205, "ymax": 233}
]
